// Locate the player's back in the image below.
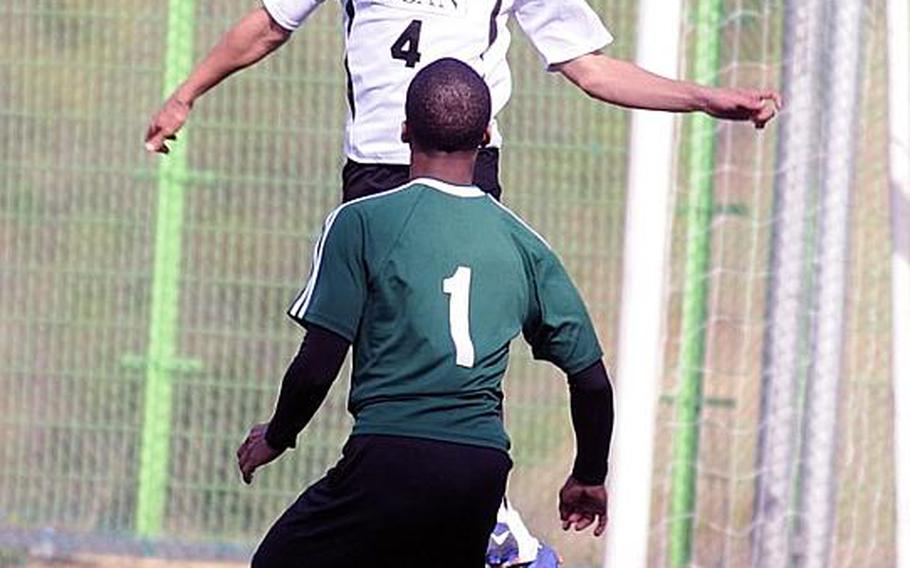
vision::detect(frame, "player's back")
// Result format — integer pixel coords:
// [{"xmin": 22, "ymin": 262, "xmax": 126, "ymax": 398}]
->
[
  {"xmin": 289, "ymin": 177, "xmax": 571, "ymax": 452},
  {"xmin": 262, "ymin": 0, "xmax": 611, "ymax": 164},
  {"xmin": 341, "ymin": 0, "xmax": 512, "ymax": 163}
]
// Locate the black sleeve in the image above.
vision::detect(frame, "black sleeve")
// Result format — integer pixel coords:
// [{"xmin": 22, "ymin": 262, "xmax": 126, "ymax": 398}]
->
[
  {"xmin": 567, "ymin": 360, "xmax": 614, "ymax": 485},
  {"xmin": 264, "ymin": 325, "xmax": 351, "ymax": 451}
]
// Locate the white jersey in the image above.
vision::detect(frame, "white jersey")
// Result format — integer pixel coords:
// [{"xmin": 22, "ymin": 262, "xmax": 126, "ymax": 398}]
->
[{"xmin": 262, "ymin": 0, "xmax": 612, "ymax": 164}]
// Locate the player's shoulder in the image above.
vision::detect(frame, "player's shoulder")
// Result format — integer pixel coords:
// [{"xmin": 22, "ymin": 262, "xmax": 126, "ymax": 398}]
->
[
  {"xmin": 485, "ymin": 198, "xmax": 553, "ymax": 254},
  {"xmin": 484, "ymin": 201, "xmax": 569, "ymax": 280},
  {"xmin": 339, "ymin": 182, "xmax": 423, "ymax": 218},
  {"xmin": 322, "ymin": 180, "xmax": 433, "ymax": 247}
]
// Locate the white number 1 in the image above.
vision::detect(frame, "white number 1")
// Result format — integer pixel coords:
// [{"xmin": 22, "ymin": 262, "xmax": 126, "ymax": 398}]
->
[{"xmin": 443, "ymin": 266, "xmax": 475, "ymax": 368}]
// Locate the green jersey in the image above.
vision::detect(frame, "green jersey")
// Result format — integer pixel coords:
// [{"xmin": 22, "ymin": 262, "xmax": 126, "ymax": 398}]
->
[{"xmin": 288, "ymin": 178, "xmax": 602, "ymax": 452}]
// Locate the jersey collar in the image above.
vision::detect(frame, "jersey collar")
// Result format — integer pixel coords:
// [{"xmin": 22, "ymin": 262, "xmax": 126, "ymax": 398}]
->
[{"xmin": 411, "ymin": 177, "xmax": 486, "ymax": 198}]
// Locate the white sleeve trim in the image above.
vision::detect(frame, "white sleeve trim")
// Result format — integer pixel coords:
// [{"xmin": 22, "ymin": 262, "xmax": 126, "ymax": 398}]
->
[
  {"xmin": 513, "ymin": 0, "xmax": 614, "ymax": 70},
  {"xmin": 261, "ymin": 0, "xmax": 324, "ymax": 32},
  {"xmin": 544, "ymin": 30, "xmax": 614, "ymax": 70}
]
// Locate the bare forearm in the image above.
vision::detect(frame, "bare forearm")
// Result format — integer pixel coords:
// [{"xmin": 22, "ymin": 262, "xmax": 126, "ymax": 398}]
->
[
  {"xmin": 145, "ymin": 7, "xmax": 291, "ymax": 153},
  {"xmin": 558, "ymin": 53, "xmax": 707, "ymax": 113},
  {"xmin": 557, "ymin": 52, "xmax": 781, "ymax": 128},
  {"xmin": 175, "ymin": 7, "xmax": 290, "ymax": 104}
]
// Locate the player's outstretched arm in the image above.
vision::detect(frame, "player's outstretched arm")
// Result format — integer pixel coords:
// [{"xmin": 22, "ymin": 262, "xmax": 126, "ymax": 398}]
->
[
  {"xmin": 555, "ymin": 52, "xmax": 782, "ymax": 129},
  {"xmin": 145, "ymin": 7, "xmax": 291, "ymax": 154},
  {"xmin": 236, "ymin": 325, "xmax": 350, "ymax": 484}
]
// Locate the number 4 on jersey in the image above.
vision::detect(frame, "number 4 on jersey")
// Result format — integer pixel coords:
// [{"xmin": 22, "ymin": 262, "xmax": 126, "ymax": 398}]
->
[
  {"xmin": 443, "ymin": 266, "xmax": 475, "ymax": 368},
  {"xmin": 391, "ymin": 20, "xmax": 423, "ymax": 68}
]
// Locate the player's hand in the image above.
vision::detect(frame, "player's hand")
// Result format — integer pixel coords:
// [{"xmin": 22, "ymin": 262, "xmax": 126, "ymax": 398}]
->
[
  {"xmin": 558, "ymin": 476, "xmax": 608, "ymax": 537},
  {"xmin": 701, "ymin": 87, "xmax": 782, "ymax": 129},
  {"xmin": 144, "ymin": 94, "xmax": 192, "ymax": 154},
  {"xmin": 237, "ymin": 422, "xmax": 284, "ymax": 485}
]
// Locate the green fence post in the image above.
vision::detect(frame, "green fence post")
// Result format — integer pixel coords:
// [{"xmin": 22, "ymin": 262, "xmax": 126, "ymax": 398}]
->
[
  {"xmin": 136, "ymin": 0, "xmax": 196, "ymax": 537},
  {"xmin": 667, "ymin": 0, "xmax": 723, "ymax": 566}
]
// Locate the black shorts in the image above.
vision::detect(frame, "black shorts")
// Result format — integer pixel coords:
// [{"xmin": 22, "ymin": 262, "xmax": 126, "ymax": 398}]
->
[
  {"xmin": 251, "ymin": 434, "xmax": 512, "ymax": 568},
  {"xmin": 341, "ymin": 148, "xmax": 502, "ymax": 203}
]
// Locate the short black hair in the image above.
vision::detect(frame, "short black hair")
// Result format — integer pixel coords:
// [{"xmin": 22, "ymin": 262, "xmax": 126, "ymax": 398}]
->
[{"xmin": 405, "ymin": 58, "xmax": 492, "ymax": 152}]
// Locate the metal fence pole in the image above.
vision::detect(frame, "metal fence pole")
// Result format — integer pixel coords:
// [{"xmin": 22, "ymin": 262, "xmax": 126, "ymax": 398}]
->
[
  {"xmin": 887, "ymin": 2, "xmax": 910, "ymax": 567},
  {"xmin": 136, "ymin": 0, "xmax": 196, "ymax": 537},
  {"xmin": 753, "ymin": 0, "xmax": 825, "ymax": 565},
  {"xmin": 667, "ymin": 0, "xmax": 723, "ymax": 565},
  {"xmin": 797, "ymin": 0, "xmax": 864, "ymax": 565}
]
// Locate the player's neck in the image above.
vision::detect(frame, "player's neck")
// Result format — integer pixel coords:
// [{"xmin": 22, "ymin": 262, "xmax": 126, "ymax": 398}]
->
[{"xmin": 409, "ymin": 150, "xmax": 477, "ymax": 186}]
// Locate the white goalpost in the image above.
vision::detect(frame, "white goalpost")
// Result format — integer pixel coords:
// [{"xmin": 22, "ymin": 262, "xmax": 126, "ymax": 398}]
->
[{"xmin": 604, "ymin": 0, "xmax": 682, "ymax": 566}]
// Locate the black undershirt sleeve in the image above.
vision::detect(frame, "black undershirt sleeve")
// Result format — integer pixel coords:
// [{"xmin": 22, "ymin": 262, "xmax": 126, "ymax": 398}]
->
[
  {"xmin": 264, "ymin": 325, "xmax": 351, "ymax": 451},
  {"xmin": 567, "ymin": 360, "xmax": 615, "ymax": 485}
]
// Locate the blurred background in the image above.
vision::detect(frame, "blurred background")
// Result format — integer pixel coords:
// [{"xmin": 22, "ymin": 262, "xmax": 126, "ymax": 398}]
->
[{"xmin": 0, "ymin": 0, "xmax": 905, "ymax": 566}]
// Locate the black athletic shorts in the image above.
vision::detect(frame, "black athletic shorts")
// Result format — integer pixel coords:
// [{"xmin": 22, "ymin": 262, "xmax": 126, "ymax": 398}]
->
[
  {"xmin": 251, "ymin": 434, "xmax": 512, "ymax": 568},
  {"xmin": 341, "ymin": 148, "xmax": 502, "ymax": 203}
]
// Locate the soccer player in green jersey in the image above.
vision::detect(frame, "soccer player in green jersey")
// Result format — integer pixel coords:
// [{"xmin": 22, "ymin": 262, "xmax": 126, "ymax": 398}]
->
[{"xmin": 236, "ymin": 58, "xmax": 614, "ymax": 567}]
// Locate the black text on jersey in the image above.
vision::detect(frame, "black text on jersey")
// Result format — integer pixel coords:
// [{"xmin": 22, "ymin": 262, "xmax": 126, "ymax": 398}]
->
[{"xmin": 390, "ymin": 20, "xmax": 423, "ymax": 68}]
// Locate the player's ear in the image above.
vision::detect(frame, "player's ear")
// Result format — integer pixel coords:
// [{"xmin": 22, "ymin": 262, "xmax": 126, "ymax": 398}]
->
[
  {"xmin": 401, "ymin": 121, "xmax": 411, "ymax": 144},
  {"xmin": 481, "ymin": 125, "xmax": 491, "ymax": 147}
]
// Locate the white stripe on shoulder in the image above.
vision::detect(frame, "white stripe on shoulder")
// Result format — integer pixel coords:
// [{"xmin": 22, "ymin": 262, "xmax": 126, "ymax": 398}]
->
[
  {"xmin": 487, "ymin": 196, "xmax": 552, "ymax": 250},
  {"xmin": 288, "ymin": 207, "xmax": 342, "ymax": 318},
  {"xmin": 288, "ymin": 182, "xmax": 418, "ymax": 319}
]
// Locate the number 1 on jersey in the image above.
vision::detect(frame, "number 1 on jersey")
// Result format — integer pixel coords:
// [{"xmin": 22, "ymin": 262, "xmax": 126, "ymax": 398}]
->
[
  {"xmin": 443, "ymin": 266, "xmax": 475, "ymax": 368},
  {"xmin": 391, "ymin": 20, "xmax": 423, "ymax": 68}
]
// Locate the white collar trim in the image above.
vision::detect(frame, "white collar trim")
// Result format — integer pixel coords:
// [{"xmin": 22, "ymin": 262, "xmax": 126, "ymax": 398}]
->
[{"xmin": 411, "ymin": 177, "xmax": 485, "ymax": 198}]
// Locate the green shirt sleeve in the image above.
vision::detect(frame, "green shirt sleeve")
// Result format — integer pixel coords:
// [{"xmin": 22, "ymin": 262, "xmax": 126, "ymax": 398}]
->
[
  {"xmin": 287, "ymin": 207, "xmax": 367, "ymax": 342},
  {"xmin": 522, "ymin": 248, "xmax": 603, "ymax": 375}
]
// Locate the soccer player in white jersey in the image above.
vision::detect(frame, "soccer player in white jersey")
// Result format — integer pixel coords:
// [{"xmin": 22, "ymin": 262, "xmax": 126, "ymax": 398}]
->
[{"xmin": 144, "ymin": 0, "xmax": 780, "ymax": 201}]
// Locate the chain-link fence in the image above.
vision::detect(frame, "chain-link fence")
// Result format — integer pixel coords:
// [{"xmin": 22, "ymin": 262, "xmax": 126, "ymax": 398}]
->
[
  {"xmin": 0, "ymin": 0, "xmax": 899, "ymax": 567},
  {"xmin": 650, "ymin": 1, "xmax": 896, "ymax": 567}
]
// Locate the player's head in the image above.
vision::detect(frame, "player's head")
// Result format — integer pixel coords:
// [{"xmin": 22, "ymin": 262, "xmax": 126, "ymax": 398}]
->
[{"xmin": 402, "ymin": 58, "xmax": 492, "ymax": 153}]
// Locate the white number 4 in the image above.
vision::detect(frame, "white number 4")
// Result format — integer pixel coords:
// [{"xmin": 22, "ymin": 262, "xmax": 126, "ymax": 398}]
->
[{"xmin": 443, "ymin": 266, "xmax": 475, "ymax": 368}]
